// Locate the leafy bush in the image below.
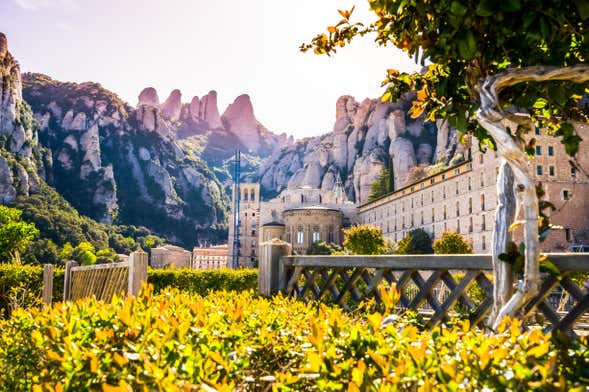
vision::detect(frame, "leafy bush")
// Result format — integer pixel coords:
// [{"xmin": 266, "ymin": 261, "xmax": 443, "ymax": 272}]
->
[
  {"xmin": 306, "ymin": 241, "xmax": 342, "ymax": 255},
  {"xmin": 0, "ymin": 287, "xmax": 587, "ymax": 391},
  {"xmin": 433, "ymin": 231, "xmax": 474, "ymax": 254},
  {"xmin": 0, "ymin": 264, "xmax": 64, "ymax": 318},
  {"xmin": 148, "ymin": 268, "xmax": 257, "ymax": 295},
  {"xmin": 0, "ymin": 265, "xmax": 256, "ymax": 318},
  {"xmin": 397, "ymin": 228, "xmax": 434, "ymax": 254},
  {"xmin": 343, "ymin": 225, "xmax": 385, "ymax": 255}
]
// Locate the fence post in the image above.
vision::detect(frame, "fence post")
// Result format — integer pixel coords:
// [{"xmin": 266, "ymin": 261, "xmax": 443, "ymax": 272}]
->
[
  {"xmin": 63, "ymin": 260, "xmax": 78, "ymax": 301},
  {"xmin": 42, "ymin": 264, "xmax": 54, "ymax": 306},
  {"xmin": 259, "ymin": 239, "xmax": 291, "ymax": 296},
  {"xmin": 128, "ymin": 250, "xmax": 148, "ymax": 296}
]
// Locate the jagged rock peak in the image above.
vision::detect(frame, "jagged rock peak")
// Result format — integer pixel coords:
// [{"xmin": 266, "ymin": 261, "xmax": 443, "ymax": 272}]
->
[
  {"xmin": 198, "ymin": 90, "xmax": 223, "ymax": 129},
  {"xmin": 161, "ymin": 89, "xmax": 182, "ymax": 120},
  {"xmin": 137, "ymin": 87, "xmax": 160, "ymax": 107},
  {"xmin": 222, "ymin": 94, "xmax": 256, "ymax": 128},
  {"xmin": 0, "ymin": 32, "xmax": 7, "ymax": 58}
]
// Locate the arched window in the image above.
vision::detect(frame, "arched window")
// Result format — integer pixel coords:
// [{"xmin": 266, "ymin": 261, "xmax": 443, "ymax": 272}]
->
[
  {"xmin": 243, "ymin": 189, "xmax": 248, "ymax": 201},
  {"xmin": 481, "ymin": 194, "xmax": 485, "ymax": 211},
  {"xmin": 327, "ymin": 226, "xmax": 334, "ymax": 243},
  {"xmin": 456, "ymin": 201, "xmax": 460, "ymax": 217},
  {"xmin": 457, "ymin": 219, "xmax": 461, "ymax": 233},
  {"xmin": 297, "ymin": 226, "xmax": 304, "ymax": 244},
  {"xmin": 312, "ymin": 226, "xmax": 320, "ymax": 243},
  {"xmin": 319, "ymin": 195, "xmax": 322, "ymax": 203},
  {"xmin": 300, "ymin": 194, "xmax": 304, "ymax": 203},
  {"xmin": 468, "ymin": 197, "xmax": 473, "ymax": 214},
  {"xmin": 250, "ymin": 188, "xmax": 255, "ymax": 202},
  {"xmin": 443, "ymin": 205, "xmax": 447, "ymax": 220}
]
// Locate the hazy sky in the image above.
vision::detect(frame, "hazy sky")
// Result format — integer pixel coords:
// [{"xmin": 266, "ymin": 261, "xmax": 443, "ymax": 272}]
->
[{"xmin": 2, "ymin": 0, "xmax": 420, "ymax": 138}]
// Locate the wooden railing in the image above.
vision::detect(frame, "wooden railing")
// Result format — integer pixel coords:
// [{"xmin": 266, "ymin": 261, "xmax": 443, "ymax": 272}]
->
[
  {"xmin": 42, "ymin": 251, "xmax": 148, "ymax": 305},
  {"xmin": 259, "ymin": 241, "xmax": 589, "ymax": 334}
]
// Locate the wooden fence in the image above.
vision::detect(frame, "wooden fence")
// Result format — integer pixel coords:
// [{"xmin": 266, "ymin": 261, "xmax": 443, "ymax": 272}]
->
[
  {"xmin": 259, "ymin": 241, "xmax": 589, "ymax": 334},
  {"xmin": 42, "ymin": 251, "xmax": 148, "ymax": 305}
]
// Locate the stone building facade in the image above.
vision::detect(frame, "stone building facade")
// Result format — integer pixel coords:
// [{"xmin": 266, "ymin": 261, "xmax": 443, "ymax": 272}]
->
[
  {"xmin": 150, "ymin": 245, "xmax": 192, "ymax": 268},
  {"xmin": 258, "ymin": 185, "xmax": 357, "ymax": 254},
  {"xmin": 227, "ymin": 183, "xmax": 260, "ymax": 267},
  {"xmin": 358, "ymin": 124, "xmax": 589, "ymax": 253},
  {"xmin": 192, "ymin": 244, "xmax": 228, "ymax": 269}
]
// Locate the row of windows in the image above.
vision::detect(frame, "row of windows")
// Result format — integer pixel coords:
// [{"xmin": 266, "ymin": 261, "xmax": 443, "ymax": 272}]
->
[
  {"xmin": 378, "ymin": 213, "xmax": 488, "ymax": 234},
  {"xmin": 536, "ymin": 164, "xmax": 577, "ymax": 177},
  {"xmin": 285, "ymin": 226, "xmax": 336, "ymax": 245},
  {"xmin": 389, "ymin": 230, "xmax": 489, "ymax": 251},
  {"xmin": 535, "ymin": 145, "xmax": 555, "ymax": 156},
  {"xmin": 365, "ymin": 194, "xmax": 488, "ymax": 224}
]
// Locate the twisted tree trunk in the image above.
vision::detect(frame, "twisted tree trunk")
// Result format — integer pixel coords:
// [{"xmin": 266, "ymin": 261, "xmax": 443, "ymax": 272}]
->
[{"xmin": 476, "ymin": 64, "xmax": 589, "ymax": 329}]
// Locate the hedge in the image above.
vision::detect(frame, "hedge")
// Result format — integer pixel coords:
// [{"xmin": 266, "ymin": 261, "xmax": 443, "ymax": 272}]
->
[
  {"xmin": 0, "ymin": 287, "xmax": 587, "ymax": 390},
  {"xmin": 0, "ymin": 265, "xmax": 257, "ymax": 318}
]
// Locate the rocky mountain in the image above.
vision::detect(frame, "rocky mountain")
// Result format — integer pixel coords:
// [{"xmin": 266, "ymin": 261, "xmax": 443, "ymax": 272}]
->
[
  {"xmin": 0, "ymin": 32, "xmax": 49, "ymax": 204},
  {"xmin": 258, "ymin": 94, "xmax": 465, "ymax": 203}
]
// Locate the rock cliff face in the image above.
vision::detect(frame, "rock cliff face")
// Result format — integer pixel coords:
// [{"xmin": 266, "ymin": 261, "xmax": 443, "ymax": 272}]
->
[
  {"xmin": 0, "ymin": 33, "xmax": 48, "ymax": 204},
  {"xmin": 259, "ymin": 93, "xmax": 461, "ymax": 204},
  {"xmin": 23, "ymin": 73, "xmax": 229, "ymax": 245}
]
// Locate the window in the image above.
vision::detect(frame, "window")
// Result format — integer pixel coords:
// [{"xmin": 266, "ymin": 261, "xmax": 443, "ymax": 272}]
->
[
  {"xmin": 421, "ymin": 211, "xmax": 424, "ymax": 225},
  {"xmin": 549, "ymin": 165, "xmax": 555, "ymax": 176},
  {"xmin": 300, "ymin": 194, "xmax": 304, "ymax": 203},
  {"xmin": 442, "ymin": 174, "xmax": 446, "ymax": 180},
  {"xmin": 443, "ymin": 186, "xmax": 446, "ymax": 199},
  {"xmin": 327, "ymin": 226, "xmax": 334, "ymax": 243},
  {"xmin": 481, "ymin": 194, "xmax": 485, "ymax": 211},
  {"xmin": 252, "ymin": 213, "xmax": 256, "ymax": 217},
  {"xmin": 250, "ymin": 189, "xmax": 255, "ymax": 201},
  {"xmin": 456, "ymin": 182, "xmax": 459, "ymax": 195},
  {"xmin": 482, "ymin": 235, "xmax": 487, "ymax": 250},
  {"xmin": 536, "ymin": 146, "xmax": 542, "ymax": 156},
  {"xmin": 411, "ymin": 214, "xmax": 414, "ymax": 227},
  {"xmin": 432, "ymin": 225, "xmax": 435, "ymax": 238},
  {"xmin": 571, "ymin": 166, "xmax": 577, "ymax": 177},
  {"xmin": 537, "ymin": 165, "xmax": 543, "ymax": 175},
  {"xmin": 454, "ymin": 168, "xmax": 460, "ymax": 175},
  {"xmin": 432, "ymin": 208, "xmax": 435, "ymax": 222},
  {"xmin": 468, "ymin": 177, "xmax": 472, "ymax": 191},
  {"xmin": 431, "ymin": 191, "xmax": 434, "ymax": 202},
  {"xmin": 456, "ymin": 201, "xmax": 460, "ymax": 217},
  {"xmin": 245, "ymin": 212, "xmax": 248, "ymax": 217},
  {"xmin": 563, "ymin": 190, "xmax": 571, "ymax": 200},
  {"xmin": 482, "ymin": 214, "xmax": 486, "ymax": 231},
  {"xmin": 251, "ymin": 230, "xmax": 256, "ymax": 236},
  {"xmin": 420, "ymin": 182, "xmax": 425, "ymax": 189},
  {"xmin": 565, "ymin": 228, "xmax": 572, "ymax": 242},
  {"xmin": 402, "ymin": 216, "xmax": 405, "ymax": 229},
  {"xmin": 469, "ymin": 217, "xmax": 473, "ymax": 233},
  {"xmin": 548, "ymin": 146, "xmax": 554, "ymax": 156},
  {"xmin": 411, "ymin": 198, "xmax": 414, "ymax": 208},
  {"xmin": 457, "ymin": 219, "xmax": 461, "ymax": 234},
  {"xmin": 421, "ymin": 194, "xmax": 424, "ymax": 206},
  {"xmin": 285, "ymin": 231, "xmax": 291, "ymax": 243},
  {"xmin": 243, "ymin": 191, "xmax": 248, "ymax": 201},
  {"xmin": 430, "ymin": 178, "xmax": 435, "ymax": 185},
  {"xmin": 443, "ymin": 205, "xmax": 447, "ymax": 220},
  {"xmin": 535, "ymin": 127, "xmax": 540, "ymax": 135},
  {"xmin": 480, "ymin": 172, "xmax": 484, "ymax": 187},
  {"xmin": 296, "ymin": 227, "xmax": 304, "ymax": 244},
  {"xmin": 468, "ymin": 197, "xmax": 473, "ymax": 214},
  {"xmin": 410, "ymin": 186, "xmax": 415, "ymax": 193},
  {"xmin": 312, "ymin": 227, "xmax": 320, "ymax": 243},
  {"xmin": 479, "ymin": 154, "xmax": 484, "ymax": 164}
]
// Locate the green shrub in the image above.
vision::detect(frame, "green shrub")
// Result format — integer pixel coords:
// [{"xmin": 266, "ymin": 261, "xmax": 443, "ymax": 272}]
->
[
  {"xmin": 0, "ymin": 287, "xmax": 587, "ymax": 391},
  {"xmin": 396, "ymin": 228, "xmax": 434, "ymax": 254},
  {"xmin": 0, "ymin": 265, "xmax": 256, "ymax": 318},
  {"xmin": 434, "ymin": 231, "xmax": 474, "ymax": 254},
  {"xmin": 148, "ymin": 268, "xmax": 257, "ymax": 295},
  {"xmin": 343, "ymin": 225, "xmax": 385, "ymax": 255}
]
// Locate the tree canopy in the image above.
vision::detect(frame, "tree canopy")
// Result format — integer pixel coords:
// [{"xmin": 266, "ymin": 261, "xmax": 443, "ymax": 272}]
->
[
  {"xmin": 367, "ymin": 167, "xmax": 393, "ymax": 202},
  {"xmin": 433, "ymin": 231, "xmax": 474, "ymax": 254},
  {"xmin": 396, "ymin": 228, "xmax": 434, "ymax": 254},
  {"xmin": 0, "ymin": 206, "xmax": 39, "ymax": 264},
  {"xmin": 302, "ymin": 0, "xmax": 588, "ymax": 154},
  {"xmin": 343, "ymin": 225, "xmax": 386, "ymax": 255}
]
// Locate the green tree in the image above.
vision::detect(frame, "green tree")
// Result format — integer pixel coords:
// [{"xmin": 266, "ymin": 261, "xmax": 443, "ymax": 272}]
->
[
  {"xmin": 433, "ymin": 231, "xmax": 473, "ymax": 254},
  {"xmin": 307, "ymin": 241, "xmax": 342, "ymax": 255},
  {"xmin": 367, "ymin": 167, "xmax": 393, "ymax": 202},
  {"xmin": 302, "ymin": 0, "xmax": 589, "ymax": 326},
  {"xmin": 96, "ymin": 248, "xmax": 121, "ymax": 264},
  {"xmin": 60, "ymin": 242, "xmax": 74, "ymax": 261},
  {"xmin": 343, "ymin": 225, "xmax": 385, "ymax": 255},
  {"xmin": 23, "ymin": 239, "xmax": 62, "ymax": 265},
  {"xmin": 396, "ymin": 229, "xmax": 433, "ymax": 255},
  {"xmin": 71, "ymin": 242, "xmax": 97, "ymax": 266},
  {"xmin": 0, "ymin": 206, "xmax": 39, "ymax": 264}
]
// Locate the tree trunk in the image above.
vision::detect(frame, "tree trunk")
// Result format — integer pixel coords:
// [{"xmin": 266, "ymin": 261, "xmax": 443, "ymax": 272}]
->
[
  {"xmin": 476, "ymin": 64, "xmax": 589, "ymax": 329},
  {"xmin": 488, "ymin": 161, "xmax": 516, "ymax": 325}
]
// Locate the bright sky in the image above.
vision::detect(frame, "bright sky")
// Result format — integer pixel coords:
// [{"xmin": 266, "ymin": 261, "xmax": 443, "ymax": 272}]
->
[{"xmin": 2, "ymin": 0, "xmax": 420, "ymax": 138}]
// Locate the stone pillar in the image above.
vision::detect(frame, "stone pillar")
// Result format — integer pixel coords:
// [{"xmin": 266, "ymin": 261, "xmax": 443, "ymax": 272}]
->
[
  {"xmin": 259, "ymin": 239, "xmax": 291, "ymax": 296},
  {"xmin": 128, "ymin": 250, "xmax": 148, "ymax": 296}
]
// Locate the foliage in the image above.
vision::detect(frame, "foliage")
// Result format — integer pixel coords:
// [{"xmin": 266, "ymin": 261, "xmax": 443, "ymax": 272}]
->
[
  {"xmin": 397, "ymin": 228, "xmax": 434, "ymax": 254},
  {"xmin": 306, "ymin": 241, "xmax": 342, "ymax": 255},
  {"xmin": 148, "ymin": 268, "xmax": 257, "ymax": 295},
  {"xmin": 367, "ymin": 167, "xmax": 393, "ymax": 202},
  {"xmin": 343, "ymin": 225, "xmax": 385, "ymax": 255},
  {"xmin": 22, "ymin": 239, "xmax": 61, "ymax": 265},
  {"xmin": 0, "ymin": 206, "xmax": 39, "ymax": 264},
  {"xmin": 434, "ymin": 231, "xmax": 474, "ymax": 254},
  {"xmin": 0, "ymin": 264, "xmax": 64, "ymax": 318},
  {"xmin": 0, "ymin": 265, "xmax": 256, "ymax": 319},
  {"xmin": 71, "ymin": 242, "xmax": 97, "ymax": 266},
  {"xmin": 302, "ymin": 1, "xmax": 589, "ymax": 155},
  {"xmin": 1, "ymin": 287, "xmax": 588, "ymax": 390}
]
